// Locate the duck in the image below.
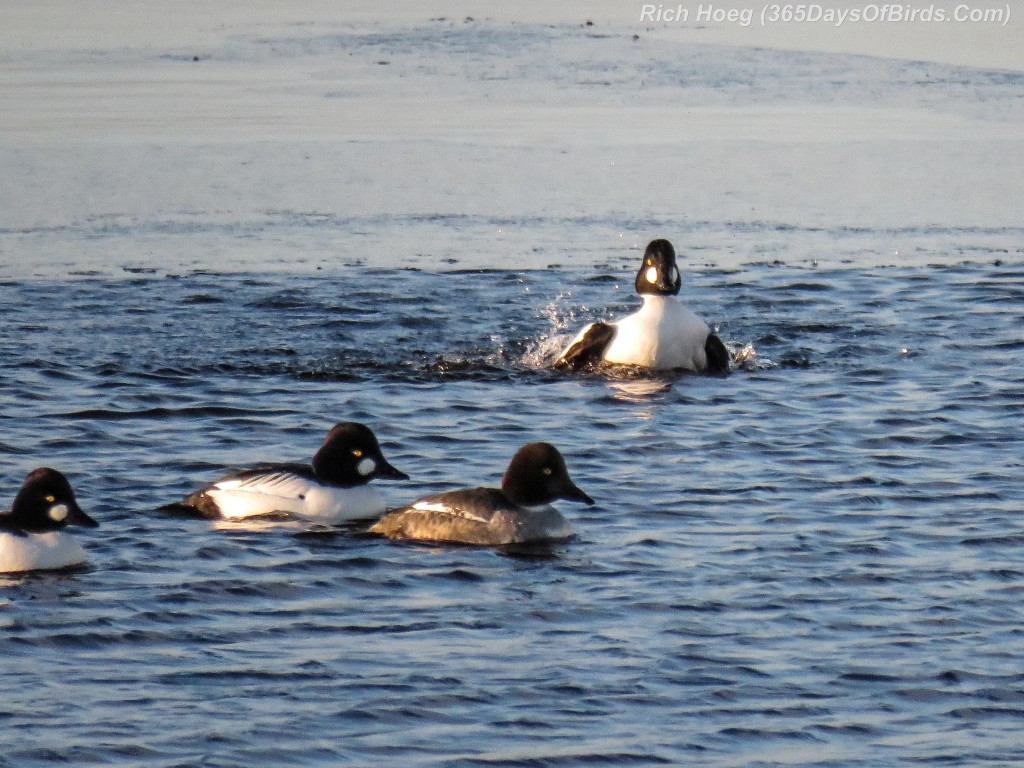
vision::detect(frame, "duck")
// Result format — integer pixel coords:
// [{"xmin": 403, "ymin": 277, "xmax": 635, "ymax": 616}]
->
[
  {"xmin": 0, "ymin": 467, "xmax": 98, "ymax": 573},
  {"xmin": 555, "ymin": 238, "xmax": 729, "ymax": 373},
  {"xmin": 168, "ymin": 422, "xmax": 408, "ymax": 522},
  {"xmin": 370, "ymin": 442, "xmax": 593, "ymax": 545}
]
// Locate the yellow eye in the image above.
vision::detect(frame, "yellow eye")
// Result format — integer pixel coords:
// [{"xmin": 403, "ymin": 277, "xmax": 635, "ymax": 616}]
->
[
  {"xmin": 45, "ymin": 495, "xmax": 56, "ymax": 503},
  {"xmin": 646, "ymin": 259, "xmax": 652, "ymax": 265},
  {"xmin": 542, "ymin": 467, "xmax": 553, "ymax": 476},
  {"xmin": 352, "ymin": 449, "xmax": 363, "ymax": 458}
]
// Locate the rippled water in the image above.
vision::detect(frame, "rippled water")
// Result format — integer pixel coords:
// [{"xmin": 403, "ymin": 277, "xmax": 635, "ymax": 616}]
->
[
  {"xmin": 2, "ymin": 258, "xmax": 1023, "ymax": 766},
  {"xmin": 3, "ymin": 6, "xmax": 1024, "ymax": 764}
]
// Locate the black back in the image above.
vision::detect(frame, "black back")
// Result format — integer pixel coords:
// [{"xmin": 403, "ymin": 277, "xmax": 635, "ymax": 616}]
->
[
  {"xmin": 554, "ymin": 322, "xmax": 616, "ymax": 371},
  {"xmin": 704, "ymin": 334, "xmax": 731, "ymax": 375}
]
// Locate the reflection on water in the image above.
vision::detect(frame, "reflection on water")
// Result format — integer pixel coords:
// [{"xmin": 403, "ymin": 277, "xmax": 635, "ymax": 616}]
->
[{"xmin": 609, "ymin": 378, "xmax": 674, "ymax": 404}]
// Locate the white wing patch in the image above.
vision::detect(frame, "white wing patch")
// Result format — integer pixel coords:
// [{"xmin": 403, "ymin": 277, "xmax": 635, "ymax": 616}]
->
[
  {"xmin": 207, "ymin": 472, "xmax": 386, "ymax": 521},
  {"xmin": 411, "ymin": 501, "xmax": 450, "ymax": 513},
  {"xmin": 411, "ymin": 501, "xmax": 489, "ymax": 524},
  {"xmin": 214, "ymin": 472, "xmax": 311, "ymax": 499},
  {"xmin": 208, "ymin": 471, "xmax": 313, "ymax": 519}
]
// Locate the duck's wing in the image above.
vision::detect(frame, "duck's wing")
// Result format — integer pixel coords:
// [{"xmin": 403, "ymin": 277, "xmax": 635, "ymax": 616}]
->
[
  {"xmin": 554, "ymin": 322, "xmax": 617, "ymax": 371},
  {"xmin": 169, "ymin": 464, "xmax": 316, "ymax": 519},
  {"xmin": 222, "ymin": 463, "xmax": 318, "ymax": 484},
  {"xmin": 704, "ymin": 333, "xmax": 730, "ymax": 375},
  {"xmin": 370, "ymin": 488, "xmax": 506, "ymax": 544}
]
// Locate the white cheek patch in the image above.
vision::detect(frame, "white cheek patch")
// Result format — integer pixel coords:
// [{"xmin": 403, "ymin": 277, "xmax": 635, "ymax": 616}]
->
[
  {"xmin": 48, "ymin": 504, "xmax": 69, "ymax": 522},
  {"xmin": 357, "ymin": 458, "xmax": 377, "ymax": 477},
  {"xmin": 672, "ymin": 266, "xmax": 679, "ymax": 284},
  {"xmin": 645, "ymin": 266, "xmax": 658, "ymax": 284}
]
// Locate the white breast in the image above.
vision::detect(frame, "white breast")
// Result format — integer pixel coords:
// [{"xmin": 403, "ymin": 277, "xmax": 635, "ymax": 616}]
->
[
  {"xmin": 207, "ymin": 473, "xmax": 386, "ymax": 522},
  {"xmin": 517, "ymin": 504, "xmax": 574, "ymax": 540},
  {"xmin": 603, "ymin": 295, "xmax": 710, "ymax": 370},
  {"xmin": 302, "ymin": 484, "xmax": 386, "ymax": 521},
  {"xmin": 0, "ymin": 531, "xmax": 88, "ymax": 573}
]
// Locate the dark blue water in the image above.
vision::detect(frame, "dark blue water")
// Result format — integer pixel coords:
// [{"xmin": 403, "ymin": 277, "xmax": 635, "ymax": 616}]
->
[{"xmin": 2, "ymin": 261, "xmax": 1024, "ymax": 766}]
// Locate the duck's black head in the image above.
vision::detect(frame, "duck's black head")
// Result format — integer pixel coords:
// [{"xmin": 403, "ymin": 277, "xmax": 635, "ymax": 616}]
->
[
  {"xmin": 634, "ymin": 238, "xmax": 681, "ymax": 297},
  {"xmin": 4, "ymin": 468, "xmax": 97, "ymax": 533},
  {"xmin": 501, "ymin": 442, "xmax": 594, "ymax": 508},
  {"xmin": 312, "ymin": 422, "xmax": 409, "ymax": 487}
]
